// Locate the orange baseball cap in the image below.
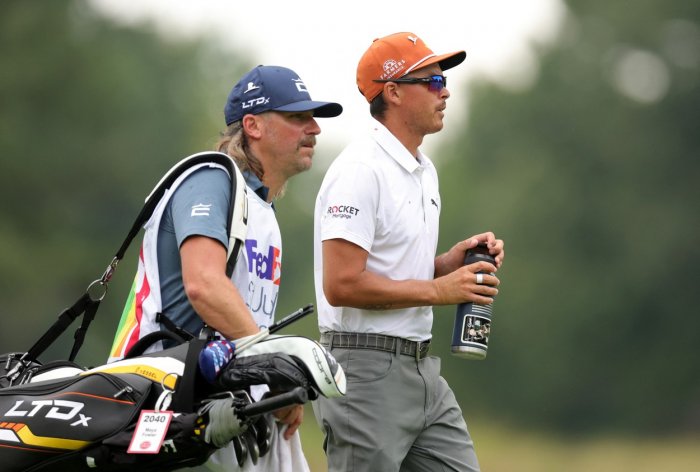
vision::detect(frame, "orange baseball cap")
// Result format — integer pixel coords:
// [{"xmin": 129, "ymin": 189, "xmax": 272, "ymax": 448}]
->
[{"xmin": 357, "ymin": 32, "xmax": 466, "ymax": 103}]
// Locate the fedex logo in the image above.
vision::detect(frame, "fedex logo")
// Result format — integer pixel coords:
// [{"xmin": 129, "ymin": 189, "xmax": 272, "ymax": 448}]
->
[{"xmin": 245, "ymin": 240, "xmax": 281, "ymax": 285}]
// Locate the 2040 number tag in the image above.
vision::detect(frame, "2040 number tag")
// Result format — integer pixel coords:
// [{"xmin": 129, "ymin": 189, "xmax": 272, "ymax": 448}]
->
[{"xmin": 127, "ymin": 410, "xmax": 173, "ymax": 454}]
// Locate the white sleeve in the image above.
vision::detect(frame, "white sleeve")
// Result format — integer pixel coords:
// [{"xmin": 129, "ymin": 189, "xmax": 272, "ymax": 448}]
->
[{"xmin": 318, "ymin": 160, "xmax": 378, "ymax": 252}]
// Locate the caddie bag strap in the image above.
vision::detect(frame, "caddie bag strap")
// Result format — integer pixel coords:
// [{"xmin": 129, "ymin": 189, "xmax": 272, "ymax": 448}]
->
[{"xmin": 20, "ymin": 152, "xmax": 246, "ymax": 368}]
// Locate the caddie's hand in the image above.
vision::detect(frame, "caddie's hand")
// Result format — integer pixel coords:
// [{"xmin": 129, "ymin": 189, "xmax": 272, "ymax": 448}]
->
[
  {"xmin": 433, "ymin": 261, "xmax": 499, "ymax": 306},
  {"xmin": 273, "ymin": 403, "xmax": 304, "ymax": 440}
]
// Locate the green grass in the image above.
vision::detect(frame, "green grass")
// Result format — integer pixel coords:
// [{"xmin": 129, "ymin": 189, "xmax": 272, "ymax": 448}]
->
[{"xmin": 299, "ymin": 407, "xmax": 700, "ymax": 472}]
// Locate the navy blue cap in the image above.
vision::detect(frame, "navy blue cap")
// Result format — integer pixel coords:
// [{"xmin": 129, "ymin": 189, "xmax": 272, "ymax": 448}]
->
[{"xmin": 224, "ymin": 65, "xmax": 343, "ymax": 125}]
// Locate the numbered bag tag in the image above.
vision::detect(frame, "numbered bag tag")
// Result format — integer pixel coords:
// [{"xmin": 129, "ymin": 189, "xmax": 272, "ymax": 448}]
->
[{"xmin": 127, "ymin": 410, "xmax": 173, "ymax": 454}]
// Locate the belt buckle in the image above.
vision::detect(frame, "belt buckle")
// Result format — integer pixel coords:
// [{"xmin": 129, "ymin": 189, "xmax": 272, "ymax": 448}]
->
[
  {"xmin": 414, "ymin": 341, "xmax": 422, "ymax": 361},
  {"xmin": 417, "ymin": 341, "xmax": 429, "ymax": 360}
]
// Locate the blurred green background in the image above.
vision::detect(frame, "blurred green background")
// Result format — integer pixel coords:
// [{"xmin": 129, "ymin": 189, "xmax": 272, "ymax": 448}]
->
[{"xmin": 1, "ymin": 0, "xmax": 699, "ymax": 470}]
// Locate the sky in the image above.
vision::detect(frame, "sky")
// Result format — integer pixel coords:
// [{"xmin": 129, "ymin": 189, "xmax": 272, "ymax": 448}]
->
[{"xmin": 89, "ymin": 0, "xmax": 566, "ymax": 154}]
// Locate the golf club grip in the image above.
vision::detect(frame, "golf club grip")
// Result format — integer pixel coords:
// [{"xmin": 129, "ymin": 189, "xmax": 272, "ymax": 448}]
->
[
  {"xmin": 268, "ymin": 304, "xmax": 314, "ymax": 334},
  {"xmin": 238, "ymin": 387, "xmax": 308, "ymax": 418}
]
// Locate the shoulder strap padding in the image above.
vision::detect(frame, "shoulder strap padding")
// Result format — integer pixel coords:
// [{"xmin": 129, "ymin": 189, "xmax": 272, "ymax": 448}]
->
[{"xmin": 118, "ymin": 151, "xmax": 248, "ymax": 276}]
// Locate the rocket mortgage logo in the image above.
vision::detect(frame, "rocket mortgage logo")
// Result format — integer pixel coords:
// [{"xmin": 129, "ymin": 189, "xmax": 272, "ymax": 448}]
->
[{"xmin": 327, "ymin": 204, "xmax": 360, "ymax": 219}]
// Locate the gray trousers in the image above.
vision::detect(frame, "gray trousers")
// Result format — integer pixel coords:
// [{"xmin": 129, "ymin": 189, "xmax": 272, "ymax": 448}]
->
[{"xmin": 312, "ymin": 346, "xmax": 480, "ymax": 472}]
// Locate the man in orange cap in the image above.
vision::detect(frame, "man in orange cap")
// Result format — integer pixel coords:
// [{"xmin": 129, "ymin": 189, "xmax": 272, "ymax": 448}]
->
[{"xmin": 312, "ymin": 32, "xmax": 505, "ymax": 471}]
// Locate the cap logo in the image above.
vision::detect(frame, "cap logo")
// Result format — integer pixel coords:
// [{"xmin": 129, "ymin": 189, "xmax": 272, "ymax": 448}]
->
[
  {"xmin": 242, "ymin": 96, "xmax": 270, "ymax": 110},
  {"xmin": 244, "ymin": 82, "xmax": 260, "ymax": 94},
  {"xmin": 226, "ymin": 65, "xmax": 341, "ymax": 124},
  {"xmin": 379, "ymin": 59, "xmax": 406, "ymax": 80},
  {"xmin": 407, "ymin": 35, "xmax": 418, "ymax": 45},
  {"xmin": 293, "ymin": 78, "xmax": 308, "ymax": 93}
]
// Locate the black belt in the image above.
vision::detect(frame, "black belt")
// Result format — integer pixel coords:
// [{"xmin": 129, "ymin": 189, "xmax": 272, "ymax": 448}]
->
[{"xmin": 319, "ymin": 332, "xmax": 431, "ymax": 360}]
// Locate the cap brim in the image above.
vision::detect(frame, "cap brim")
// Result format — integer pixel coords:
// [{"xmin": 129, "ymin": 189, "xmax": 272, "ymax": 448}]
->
[
  {"xmin": 274, "ymin": 100, "xmax": 343, "ymax": 118},
  {"xmin": 412, "ymin": 50, "xmax": 466, "ymax": 75},
  {"xmin": 438, "ymin": 50, "xmax": 467, "ymax": 71}
]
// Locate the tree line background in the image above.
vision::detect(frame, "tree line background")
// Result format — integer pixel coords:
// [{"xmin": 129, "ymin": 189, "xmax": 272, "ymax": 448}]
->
[{"xmin": 1, "ymin": 0, "xmax": 698, "ymax": 454}]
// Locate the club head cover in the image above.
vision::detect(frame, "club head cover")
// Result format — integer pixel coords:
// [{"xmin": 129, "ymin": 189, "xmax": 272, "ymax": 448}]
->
[
  {"xmin": 235, "ymin": 335, "xmax": 347, "ymax": 398},
  {"xmin": 216, "ymin": 352, "xmax": 311, "ymax": 394},
  {"xmin": 198, "ymin": 339, "xmax": 236, "ymax": 383}
]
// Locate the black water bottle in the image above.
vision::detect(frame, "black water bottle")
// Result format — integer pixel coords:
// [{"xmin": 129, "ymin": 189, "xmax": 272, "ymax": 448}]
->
[{"xmin": 451, "ymin": 243, "xmax": 496, "ymax": 360}]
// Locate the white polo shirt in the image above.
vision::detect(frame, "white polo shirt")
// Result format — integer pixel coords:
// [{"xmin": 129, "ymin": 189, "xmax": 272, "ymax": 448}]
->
[{"xmin": 314, "ymin": 119, "xmax": 440, "ymax": 341}]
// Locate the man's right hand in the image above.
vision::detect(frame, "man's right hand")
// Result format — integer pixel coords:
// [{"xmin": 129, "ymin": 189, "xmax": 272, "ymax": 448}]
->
[{"xmin": 433, "ymin": 261, "xmax": 499, "ymax": 306}]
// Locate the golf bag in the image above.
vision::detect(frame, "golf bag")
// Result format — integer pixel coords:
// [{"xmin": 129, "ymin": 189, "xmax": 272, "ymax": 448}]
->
[
  {"xmin": 0, "ymin": 330, "xmax": 346, "ymax": 471},
  {"xmin": 0, "ymin": 152, "xmax": 346, "ymax": 470}
]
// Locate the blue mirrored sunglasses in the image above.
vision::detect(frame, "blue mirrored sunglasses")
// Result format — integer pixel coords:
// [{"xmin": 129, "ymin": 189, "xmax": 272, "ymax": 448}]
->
[{"xmin": 374, "ymin": 74, "xmax": 447, "ymax": 92}]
